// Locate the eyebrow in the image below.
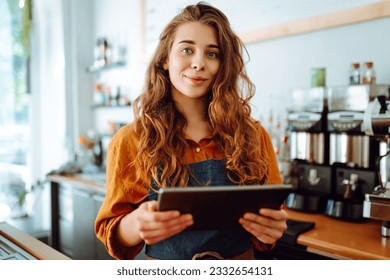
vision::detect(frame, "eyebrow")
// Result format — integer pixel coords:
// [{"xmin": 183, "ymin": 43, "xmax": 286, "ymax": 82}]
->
[{"xmin": 178, "ymin": 40, "xmax": 220, "ymax": 49}]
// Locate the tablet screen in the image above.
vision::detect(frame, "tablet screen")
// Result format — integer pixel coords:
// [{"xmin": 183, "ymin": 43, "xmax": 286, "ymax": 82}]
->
[{"xmin": 157, "ymin": 184, "xmax": 292, "ymax": 230}]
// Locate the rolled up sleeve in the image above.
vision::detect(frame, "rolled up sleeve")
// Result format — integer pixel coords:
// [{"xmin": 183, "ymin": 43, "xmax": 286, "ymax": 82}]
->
[{"xmin": 94, "ymin": 124, "xmax": 149, "ymax": 259}]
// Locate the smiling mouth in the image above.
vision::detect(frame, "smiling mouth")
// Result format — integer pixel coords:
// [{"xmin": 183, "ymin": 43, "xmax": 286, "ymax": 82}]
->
[{"xmin": 185, "ymin": 75, "xmax": 207, "ymax": 83}]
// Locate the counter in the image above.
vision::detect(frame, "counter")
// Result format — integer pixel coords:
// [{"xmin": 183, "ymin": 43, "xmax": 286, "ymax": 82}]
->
[
  {"xmin": 0, "ymin": 222, "xmax": 70, "ymax": 260},
  {"xmin": 47, "ymin": 174, "xmax": 390, "ymax": 260},
  {"xmin": 286, "ymin": 209, "xmax": 390, "ymax": 259}
]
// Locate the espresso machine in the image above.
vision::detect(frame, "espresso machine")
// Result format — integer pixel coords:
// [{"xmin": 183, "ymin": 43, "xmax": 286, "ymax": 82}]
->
[
  {"xmin": 325, "ymin": 84, "xmax": 388, "ymax": 221},
  {"xmin": 285, "ymin": 87, "xmax": 332, "ymax": 213},
  {"xmin": 362, "ymin": 87, "xmax": 390, "ymax": 237}
]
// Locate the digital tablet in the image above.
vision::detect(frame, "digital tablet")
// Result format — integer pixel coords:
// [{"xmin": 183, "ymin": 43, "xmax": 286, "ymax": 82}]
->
[{"xmin": 157, "ymin": 184, "xmax": 293, "ymax": 230}]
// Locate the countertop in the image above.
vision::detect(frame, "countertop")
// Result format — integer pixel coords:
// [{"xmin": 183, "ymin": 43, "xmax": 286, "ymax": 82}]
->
[
  {"xmin": 286, "ymin": 209, "xmax": 390, "ymax": 259},
  {"xmin": 48, "ymin": 173, "xmax": 106, "ymax": 193},
  {"xmin": 47, "ymin": 174, "xmax": 390, "ymax": 260},
  {"xmin": 0, "ymin": 222, "xmax": 70, "ymax": 260}
]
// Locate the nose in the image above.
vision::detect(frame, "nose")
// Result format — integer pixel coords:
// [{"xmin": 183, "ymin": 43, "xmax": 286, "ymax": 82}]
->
[{"xmin": 191, "ymin": 53, "xmax": 205, "ymax": 71}]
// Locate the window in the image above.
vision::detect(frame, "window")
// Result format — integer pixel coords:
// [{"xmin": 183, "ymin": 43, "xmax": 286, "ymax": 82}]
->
[{"xmin": 0, "ymin": 0, "xmax": 31, "ymax": 219}]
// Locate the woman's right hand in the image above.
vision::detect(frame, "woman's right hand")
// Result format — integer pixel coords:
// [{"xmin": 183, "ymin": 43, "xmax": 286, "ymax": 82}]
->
[{"xmin": 117, "ymin": 200, "xmax": 193, "ymax": 246}]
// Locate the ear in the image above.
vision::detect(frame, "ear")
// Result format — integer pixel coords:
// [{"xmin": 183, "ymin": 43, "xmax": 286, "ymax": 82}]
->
[{"xmin": 163, "ymin": 61, "xmax": 168, "ymax": 70}]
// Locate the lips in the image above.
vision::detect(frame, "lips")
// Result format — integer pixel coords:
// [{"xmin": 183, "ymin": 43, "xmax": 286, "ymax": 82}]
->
[{"xmin": 185, "ymin": 75, "xmax": 207, "ymax": 84}]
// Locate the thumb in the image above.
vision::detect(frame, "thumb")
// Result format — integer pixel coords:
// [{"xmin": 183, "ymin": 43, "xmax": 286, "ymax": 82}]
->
[{"xmin": 147, "ymin": 200, "xmax": 158, "ymax": 212}]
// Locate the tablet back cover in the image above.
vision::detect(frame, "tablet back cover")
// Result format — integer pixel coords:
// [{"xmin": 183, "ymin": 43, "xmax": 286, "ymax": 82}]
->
[{"xmin": 157, "ymin": 185, "xmax": 292, "ymax": 230}]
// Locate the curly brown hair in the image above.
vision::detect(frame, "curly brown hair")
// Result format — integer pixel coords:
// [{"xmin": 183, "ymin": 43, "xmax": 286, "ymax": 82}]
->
[{"xmin": 132, "ymin": 2, "xmax": 268, "ymax": 188}]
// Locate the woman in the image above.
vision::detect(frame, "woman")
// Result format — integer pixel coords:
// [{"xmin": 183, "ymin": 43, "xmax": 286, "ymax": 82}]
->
[{"xmin": 95, "ymin": 2, "xmax": 288, "ymax": 260}]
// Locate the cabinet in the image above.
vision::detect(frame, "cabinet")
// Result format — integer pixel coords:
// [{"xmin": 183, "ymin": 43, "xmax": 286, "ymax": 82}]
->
[
  {"xmin": 93, "ymin": 193, "xmax": 117, "ymax": 260},
  {"xmin": 255, "ymin": 242, "xmax": 332, "ymax": 260},
  {"xmin": 57, "ymin": 183, "xmax": 113, "ymax": 260},
  {"xmin": 49, "ymin": 175, "xmax": 147, "ymax": 260}
]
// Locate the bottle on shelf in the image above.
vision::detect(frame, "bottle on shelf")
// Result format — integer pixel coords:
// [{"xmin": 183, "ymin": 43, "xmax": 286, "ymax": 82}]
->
[
  {"xmin": 349, "ymin": 62, "xmax": 360, "ymax": 85},
  {"xmin": 362, "ymin": 61, "xmax": 376, "ymax": 84},
  {"xmin": 103, "ymin": 86, "xmax": 111, "ymax": 106},
  {"xmin": 110, "ymin": 87, "xmax": 119, "ymax": 106},
  {"xmin": 93, "ymin": 82, "xmax": 105, "ymax": 106}
]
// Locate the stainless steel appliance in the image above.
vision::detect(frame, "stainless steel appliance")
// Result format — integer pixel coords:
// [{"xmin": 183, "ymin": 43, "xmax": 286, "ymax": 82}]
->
[
  {"xmin": 288, "ymin": 87, "xmax": 328, "ymax": 164},
  {"xmin": 362, "ymin": 88, "xmax": 390, "ymax": 237},
  {"xmin": 286, "ymin": 87, "xmax": 331, "ymax": 213},
  {"xmin": 325, "ymin": 85, "xmax": 388, "ymax": 221},
  {"xmin": 327, "ymin": 85, "xmax": 385, "ymax": 168}
]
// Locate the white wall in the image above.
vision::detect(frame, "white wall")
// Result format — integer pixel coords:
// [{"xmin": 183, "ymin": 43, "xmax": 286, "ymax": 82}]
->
[
  {"xmin": 31, "ymin": 0, "xmax": 68, "ymax": 178},
  {"xmin": 87, "ymin": 0, "xmax": 390, "ymax": 134},
  {"xmin": 29, "ymin": 0, "xmax": 69, "ymax": 229},
  {"xmin": 62, "ymin": 0, "xmax": 95, "ymax": 150},
  {"xmin": 246, "ymin": 17, "xmax": 390, "ymax": 124},
  {"xmin": 91, "ymin": 0, "xmax": 144, "ymax": 135},
  {"xmin": 34, "ymin": 0, "xmax": 385, "ymax": 149}
]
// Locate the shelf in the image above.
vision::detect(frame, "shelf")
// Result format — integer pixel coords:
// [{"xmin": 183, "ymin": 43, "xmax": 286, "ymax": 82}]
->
[
  {"xmin": 239, "ymin": 1, "xmax": 390, "ymax": 44},
  {"xmin": 91, "ymin": 104, "xmax": 131, "ymax": 110},
  {"xmin": 86, "ymin": 60, "xmax": 126, "ymax": 73}
]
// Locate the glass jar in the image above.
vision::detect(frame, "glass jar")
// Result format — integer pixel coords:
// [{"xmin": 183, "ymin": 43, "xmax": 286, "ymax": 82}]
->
[
  {"xmin": 362, "ymin": 61, "xmax": 376, "ymax": 84},
  {"xmin": 349, "ymin": 62, "xmax": 360, "ymax": 85}
]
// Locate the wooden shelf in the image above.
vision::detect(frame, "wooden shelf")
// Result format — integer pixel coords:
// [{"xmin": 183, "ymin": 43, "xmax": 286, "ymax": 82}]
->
[
  {"xmin": 91, "ymin": 104, "xmax": 131, "ymax": 109},
  {"xmin": 239, "ymin": 1, "xmax": 390, "ymax": 44}
]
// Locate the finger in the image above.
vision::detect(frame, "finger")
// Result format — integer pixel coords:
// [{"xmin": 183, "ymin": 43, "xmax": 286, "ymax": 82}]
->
[
  {"xmin": 241, "ymin": 212, "xmax": 283, "ymax": 230},
  {"xmin": 139, "ymin": 213, "xmax": 193, "ymax": 231},
  {"xmin": 147, "ymin": 200, "xmax": 158, "ymax": 212},
  {"xmin": 242, "ymin": 209, "xmax": 288, "ymax": 233},
  {"xmin": 240, "ymin": 221, "xmax": 283, "ymax": 244},
  {"xmin": 259, "ymin": 208, "xmax": 289, "ymax": 221},
  {"xmin": 143, "ymin": 222, "xmax": 192, "ymax": 244},
  {"xmin": 239, "ymin": 213, "xmax": 287, "ymax": 240},
  {"xmin": 141, "ymin": 216, "xmax": 194, "ymax": 244},
  {"xmin": 138, "ymin": 202, "xmax": 181, "ymax": 223}
]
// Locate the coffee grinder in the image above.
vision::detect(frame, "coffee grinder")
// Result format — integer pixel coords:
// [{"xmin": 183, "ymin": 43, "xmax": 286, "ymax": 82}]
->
[
  {"xmin": 325, "ymin": 84, "xmax": 388, "ymax": 221},
  {"xmin": 362, "ymin": 87, "xmax": 390, "ymax": 237},
  {"xmin": 285, "ymin": 87, "xmax": 332, "ymax": 213}
]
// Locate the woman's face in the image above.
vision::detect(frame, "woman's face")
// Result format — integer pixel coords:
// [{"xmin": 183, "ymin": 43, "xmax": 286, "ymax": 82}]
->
[{"xmin": 164, "ymin": 21, "xmax": 220, "ymax": 101}]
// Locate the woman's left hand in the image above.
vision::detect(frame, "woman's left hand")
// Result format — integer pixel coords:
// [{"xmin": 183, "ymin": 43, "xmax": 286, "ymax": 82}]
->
[{"xmin": 239, "ymin": 208, "xmax": 288, "ymax": 245}]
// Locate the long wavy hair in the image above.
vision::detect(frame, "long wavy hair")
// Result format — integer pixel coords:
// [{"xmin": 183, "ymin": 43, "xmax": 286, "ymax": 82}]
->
[{"xmin": 132, "ymin": 2, "xmax": 268, "ymax": 188}]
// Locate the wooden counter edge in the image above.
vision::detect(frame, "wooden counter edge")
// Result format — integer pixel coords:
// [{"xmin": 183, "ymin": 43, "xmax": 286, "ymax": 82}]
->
[
  {"xmin": 286, "ymin": 209, "xmax": 390, "ymax": 260},
  {"xmin": 47, "ymin": 174, "xmax": 106, "ymax": 194},
  {"xmin": 0, "ymin": 222, "xmax": 71, "ymax": 260},
  {"xmin": 297, "ymin": 235, "xmax": 390, "ymax": 260}
]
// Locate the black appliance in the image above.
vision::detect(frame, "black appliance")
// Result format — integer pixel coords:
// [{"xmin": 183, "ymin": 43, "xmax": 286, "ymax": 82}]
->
[{"xmin": 325, "ymin": 84, "xmax": 387, "ymax": 221}]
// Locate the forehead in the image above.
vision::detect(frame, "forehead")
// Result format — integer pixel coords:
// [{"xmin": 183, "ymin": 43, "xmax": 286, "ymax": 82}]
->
[{"xmin": 172, "ymin": 21, "xmax": 218, "ymax": 45}]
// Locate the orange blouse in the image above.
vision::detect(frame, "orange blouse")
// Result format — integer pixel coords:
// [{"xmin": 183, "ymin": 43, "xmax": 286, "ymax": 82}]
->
[{"xmin": 94, "ymin": 120, "xmax": 282, "ymax": 259}]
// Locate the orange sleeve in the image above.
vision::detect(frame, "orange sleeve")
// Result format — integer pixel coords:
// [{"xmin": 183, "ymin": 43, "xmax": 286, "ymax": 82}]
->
[
  {"xmin": 251, "ymin": 121, "xmax": 283, "ymax": 252},
  {"xmin": 94, "ymin": 123, "xmax": 149, "ymax": 260},
  {"xmin": 257, "ymin": 122, "xmax": 283, "ymax": 185}
]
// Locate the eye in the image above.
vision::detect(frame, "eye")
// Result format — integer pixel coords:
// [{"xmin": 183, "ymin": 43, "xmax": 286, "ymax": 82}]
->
[
  {"xmin": 182, "ymin": 48, "xmax": 193, "ymax": 54},
  {"xmin": 207, "ymin": 51, "xmax": 219, "ymax": 59}
]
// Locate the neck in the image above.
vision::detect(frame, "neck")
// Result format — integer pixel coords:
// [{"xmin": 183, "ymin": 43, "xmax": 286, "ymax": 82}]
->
[
  {"xmin": 173, "ymin": 97, "xmax": 211, "ymax": 142},
  {"xmin": 174, "ymin": 95, "xmax": 207, "ymax": 123}
]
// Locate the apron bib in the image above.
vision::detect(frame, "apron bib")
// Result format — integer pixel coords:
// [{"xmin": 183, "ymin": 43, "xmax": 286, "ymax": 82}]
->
[{"xmin": 145, "ymin": 159, "xmax": 252, "ymax": 260}]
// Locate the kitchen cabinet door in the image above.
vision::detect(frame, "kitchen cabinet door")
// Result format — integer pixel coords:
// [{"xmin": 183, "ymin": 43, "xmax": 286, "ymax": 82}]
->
[
  {"xmin": 93, "ymin": 194, "xmax": 114, "ymax": 260},
  {"xmin": 72, "ymin": 188, "xmax": 95, "ymax": 260},
  {"xmin": 58, "ymin": 184, "xmax": 74, "ymax": 258}
]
